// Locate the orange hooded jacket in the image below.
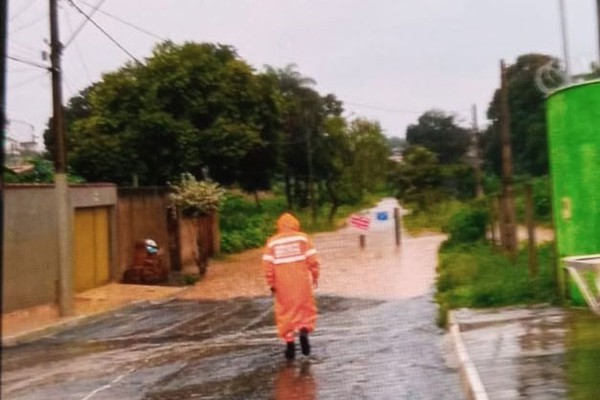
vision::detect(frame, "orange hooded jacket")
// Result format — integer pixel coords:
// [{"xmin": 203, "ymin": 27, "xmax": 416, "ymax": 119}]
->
[{"xmin": 262, "ymin": 213, "xmax": 319, "ymax": 341}]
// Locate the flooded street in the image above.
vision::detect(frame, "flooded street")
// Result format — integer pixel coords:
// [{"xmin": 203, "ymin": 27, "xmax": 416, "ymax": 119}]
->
[
  {"xmin": 2, "ymin": 295, "xmax": 462, "ymax": 400},
  {"xmin": 0, "ymin": 199, "xmax": 462, "ymax": 399},
  {"xmin": 454, "ymin": 307, "xmax": 600, "ymax": 399},
  {"xmin": 3, "ymin": 198, "xmax": 600, "ymax": 399}
]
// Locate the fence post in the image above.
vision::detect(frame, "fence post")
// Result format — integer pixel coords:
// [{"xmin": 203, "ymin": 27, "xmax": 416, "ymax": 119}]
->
[
  {"xmin": 525, "ymin": 184, "xmax": 538, "ymax": 277},
  {"xmin": 394, "ymin": 207, "xmax": 401, "ymax": 246},
  {"xmin": 359, "ymin": 234, "xmax": 366, "ymax": 249}
]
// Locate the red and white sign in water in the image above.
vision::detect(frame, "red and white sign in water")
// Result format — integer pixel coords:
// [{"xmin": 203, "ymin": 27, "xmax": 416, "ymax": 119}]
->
[{"xmin": 350, "ymin": 214, "xmax": 371, "ymax": 230}]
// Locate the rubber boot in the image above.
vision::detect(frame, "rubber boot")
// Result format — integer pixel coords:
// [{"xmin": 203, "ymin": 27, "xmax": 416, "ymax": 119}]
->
[
  {"xmin": 285, "ymin": 341, "xmax": 295, "ymax": 360},
  {"xmin": 299, "ymin": 328, "xmax": 310, "ymax": 356}
]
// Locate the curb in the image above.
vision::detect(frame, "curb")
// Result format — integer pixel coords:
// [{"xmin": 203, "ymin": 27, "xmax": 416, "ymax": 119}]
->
[
  {"xmin": 2, "ymin": 287, "xmax": 189, "ymax": 348},
  {"xmin": 448, "ymin": 311, "xmax": 489, "ymax": 400}
]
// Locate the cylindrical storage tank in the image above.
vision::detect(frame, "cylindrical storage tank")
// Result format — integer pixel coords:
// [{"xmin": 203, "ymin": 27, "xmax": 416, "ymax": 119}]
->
[{"xmin": 546, "ymin": 80, "xmax": 600, "ymax": 304}]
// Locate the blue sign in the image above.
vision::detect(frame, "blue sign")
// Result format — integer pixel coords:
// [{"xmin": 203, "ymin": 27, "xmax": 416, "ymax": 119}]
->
[{"xmin": 376, "ymin": 211, "xmax": 388, "ymax": 221}]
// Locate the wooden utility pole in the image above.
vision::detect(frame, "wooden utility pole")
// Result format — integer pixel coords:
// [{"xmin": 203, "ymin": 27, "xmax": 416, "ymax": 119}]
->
[
  {"xmin": 1, "ymin": 0, "xmax": 9, "ymax": 328},
  {"xmin": 525, "ymin": 184, "xmax": 538, "ymax": 277},
  {"xmin": 50, "ymin": 0, "xmax": 74, "ymax": 316},
  {"xmin": 471, "ymin": 104, "xmax": 484, "ymax": 199},
  {"xmin": 499, "ymin": 60, "xmax": 518, "ymax": 259}
]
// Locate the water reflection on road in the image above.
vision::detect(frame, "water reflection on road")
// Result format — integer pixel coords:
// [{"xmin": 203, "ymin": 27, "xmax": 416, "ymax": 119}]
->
[
  {"xmin": 2, "ymin": 294, "xmax": 463, "ymax": 400},
  {"xmin": 3, "ymin": 199, "xmax": 465, "ymax": 399}
]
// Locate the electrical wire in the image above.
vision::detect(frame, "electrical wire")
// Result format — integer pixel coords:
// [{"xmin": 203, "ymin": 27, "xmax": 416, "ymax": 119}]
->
[
  {"xmin": 64, "ymin": 0, "xmax": 108, "ymax": 48},
  {"xmin": 9, "ymin": 39, "xmax": 39, "ymax": 53},
  {"xmin": 7, "ymin": 55, "xmax": 49, "ymax": 70},
  {"xmin": 66, "ymin": 0, "xmax": 143, "ymax": 65},
  {"xmin": 79, "ymin": 0, "xmax": 166, "ymax": 41},
  {"xmin": 345, "ymin": 101, "xmax": 471, "ymax": 117},
  {"xmin": 63, "ymin": 5, "xmax": 92, "ymax": 82},
  {"xmin": 10, "ymin": 0, "xmax": 36, "ymax": 22},
  {"xmin": 10, "ymin": 13, "xmax": 47, "ymax": 34},
  {"xmin": 8, "ymin": 72, "xmax": 49, "ymax": 90},
  {"xmin": 344, "ymin": 101, "xmax": 424, "ymax": 114}
]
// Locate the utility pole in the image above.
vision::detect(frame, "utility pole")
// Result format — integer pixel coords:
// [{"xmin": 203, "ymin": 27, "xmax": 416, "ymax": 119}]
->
[
  {"xmin": 559, "ymin": 0, "xmax": 572, "ymax": 83},
  {"xmin": 50, "ymin": 0, "xmax": 74, "ymax": 316},
  {"xmin": 1, "ymin": 0, "xmax": 9, "ymax": 326},
  {"xmin": 499, "ymin": 60, "xmax": 518, "ymax": 259},
  {"xmin": 471, "ymin": 104, "xmax": 484, "ymax": 199}
]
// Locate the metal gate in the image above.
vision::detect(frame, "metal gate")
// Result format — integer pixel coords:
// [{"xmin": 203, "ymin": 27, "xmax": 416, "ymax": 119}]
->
[{"xmin": 73, "ymin": 207, "xmax": 111, "ymax": 292}]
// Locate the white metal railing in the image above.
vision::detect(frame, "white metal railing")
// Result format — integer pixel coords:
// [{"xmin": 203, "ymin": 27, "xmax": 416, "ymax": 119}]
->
[{"xmin": 563, "ymin": 254, "xmax": 600, "ymax": 315}]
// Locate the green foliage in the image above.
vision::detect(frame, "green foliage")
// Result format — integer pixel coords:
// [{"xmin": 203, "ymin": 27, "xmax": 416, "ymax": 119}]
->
[
  {"xmin": 183, "ymin": 275, "xmax": 200, "ymax": 285},
  {"xmin": 405, "ymin": 110, "xmax": 471, "ymax": 165},
  {"xmin": 50, "ymin": 42, "xmax": 282, "ymax": 187},
  {"xmin": 394, "ymin": 145, "xmax": 474, "ymax": 210},
  {"xmin": 219, "ymin": 191, "xmax": 380, "ymax": 254},
  {"xmin": 4, "ymin": 156, "xmax": 85, "ymax": 184},
  {"xmin": 219, "ymin": 193, "xmax": 284, "ymax": 254},
  {"xmin": 483, "ymin": 53, "xmax": 558, "ymax": 177},
  {"xmin": 169, "ymin": 173, "xmax": 225, "ymax": 217},
  {"xmin": 436, "ymin": 242, "xmax": 559, "ymax": 327},
  {"xmin": 443, "ymin": 206, "xmax": 489, "ymax": 245},
  {"xmin": 403, "ymin": 199, "xmax": 466, "ymax": 235}
]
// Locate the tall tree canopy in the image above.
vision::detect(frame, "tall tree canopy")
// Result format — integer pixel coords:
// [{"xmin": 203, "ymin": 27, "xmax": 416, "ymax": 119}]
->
[
  {"xmin": 45, "ymin": 42, "xmax": 282, "ymax": 186},
  {"xmin": 483, "ymin": 53, "xmax": 557, "ymax": 177},
  {"xmin": 405, "ymin": 110, "xmax": 470, "ymax": 165}
]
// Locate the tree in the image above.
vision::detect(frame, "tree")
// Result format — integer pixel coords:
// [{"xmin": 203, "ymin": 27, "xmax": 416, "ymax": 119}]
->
[
  {"xmin": 49, "ymin": 42, "xmax": 282, "ymax": 187},
  {"xmin": 264, "ymin": 64, "xmax": 325, "ymax": 211},
  {"xmin": 405, "ymin": 110, "xmax": 470, "ymax": 164},
  {"xmin": 396, "ymin": 145, "xmax": 442, "ymax": 209},
  {"xmin": 483, "ymin": 53, "xmax": 558, "ymax": 177},
  {"xmin": 347, "ymin": 118, "xmax": 391, "ymax": 198}
]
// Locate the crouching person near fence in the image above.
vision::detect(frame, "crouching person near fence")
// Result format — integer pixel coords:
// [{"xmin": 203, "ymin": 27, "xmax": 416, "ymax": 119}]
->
[{"xmin": 262, "ymin": 213, "xmax": 320, "ymax": 360}]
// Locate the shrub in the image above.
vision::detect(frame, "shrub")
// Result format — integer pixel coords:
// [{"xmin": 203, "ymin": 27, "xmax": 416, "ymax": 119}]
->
[
  {"xmin": 435, "ymin": 242, "xmax": 559, "ymax": 327},
  {"xmin": 444, "ymin": 207, "xmax": 488, "ymax": 244},
  {"xmin": 169, "ymin": 173, "xmax": 225, "ymax": 217}
]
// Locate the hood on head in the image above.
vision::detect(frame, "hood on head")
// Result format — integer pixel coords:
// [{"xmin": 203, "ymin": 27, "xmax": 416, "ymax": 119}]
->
[{"xmin": 277, "ymin": 213, "xmax": 300, "ymax": 232}]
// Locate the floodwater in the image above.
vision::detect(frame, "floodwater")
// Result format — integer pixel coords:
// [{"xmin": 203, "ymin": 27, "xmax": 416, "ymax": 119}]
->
[
  {"xmin": 2, "ymin": 199, "xmax": 464, "ymax": 399},
  {"xmin": 455, "ymin": 306, "xmax": 600, "ymax": 399},
  {"xmin": 2, "ymin": 295, "xmax": 463, "ymax": 400}
]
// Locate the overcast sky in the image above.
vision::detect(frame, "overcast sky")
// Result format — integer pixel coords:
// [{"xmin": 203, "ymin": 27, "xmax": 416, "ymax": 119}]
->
[{"xmin": 6, "ymin": 0, "xmax": 599, "ymax": 145}]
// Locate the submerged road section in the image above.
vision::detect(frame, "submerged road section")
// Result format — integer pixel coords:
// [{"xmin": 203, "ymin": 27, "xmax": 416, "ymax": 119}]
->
[{"xmin": 2, "ymin": 199, "xmax": 464, "ymax": 399}]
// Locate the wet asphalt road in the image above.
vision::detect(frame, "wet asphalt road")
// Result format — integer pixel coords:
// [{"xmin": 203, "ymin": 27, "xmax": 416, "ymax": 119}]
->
[
  {"xmin": 2, "ymin": 294, "xmax": 463, "ymax": 400},
  {"xmin": 2, "ymin": 199, "xmax": 464, "ymax": 399}
]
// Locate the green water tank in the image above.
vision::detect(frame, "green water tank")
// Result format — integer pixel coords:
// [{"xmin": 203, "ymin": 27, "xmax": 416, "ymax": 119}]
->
[{"xmin": 546, "ymin": 80, "xmax": 600, "ymax": 304}]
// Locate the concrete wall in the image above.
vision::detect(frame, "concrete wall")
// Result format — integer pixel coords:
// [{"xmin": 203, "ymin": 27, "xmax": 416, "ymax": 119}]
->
[
  {"xmin": 3, "ymin": 184, "xmax": 117, "ymax": 313},
  {"xmin": 117, "ymin": 187, "xmax": 172, "ymax": 279},
  {"xmin": 3, "ymin": 185, "xmax": 59, "ymax": 313}
]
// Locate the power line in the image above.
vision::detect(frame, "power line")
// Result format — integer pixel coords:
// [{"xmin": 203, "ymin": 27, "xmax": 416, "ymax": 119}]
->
[
  {"xmin": 344, "ymin": 101, "xmax": 424, "ymax": 114},
  {"xmin": 7, "ymin": 55, "xmax": 49, "ymax": 70},
  {"xmin": 64, "ymin": 0, "xmax": 107, "ymax": 48},
  {"xmin": 345, "ymin": 101, "xmax": 471, "ymax": 117},
  {"xmin": 66, "ymin": 0, "xmax": 143, "ymax": 65},
  {"xmin": 79, "ymin": 0, "xmax": 166, "ymax": 41},
  {"xmin": 63, "ymin": 5, "xmax": 92, "ymax": 82},
  {"xmin": 9, "ymin": 72, "xmax": 48, "ymax": 90},
  {"xmin": 10, "ymin": 12, "xmax": 46, "ymax": 34},
  {"xmin": 10, "ymin": 0, "xmax": 36, "ymax": 22},
  {"xmin": 9, "ymin": 39, "xmax": 40, "ymax": 56}
]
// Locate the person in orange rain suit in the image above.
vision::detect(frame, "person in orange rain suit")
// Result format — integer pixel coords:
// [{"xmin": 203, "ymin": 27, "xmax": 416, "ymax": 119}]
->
[{"xmin": 262, "ymin": 213, "xmax": 320, "ymax": 360}]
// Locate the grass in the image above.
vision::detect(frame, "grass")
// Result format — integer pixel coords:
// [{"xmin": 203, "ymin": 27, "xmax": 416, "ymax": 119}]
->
[
  {"xmin": 402, "ymin": 199, "xmax": 466, "ymax": 235},
  {"xmin": 219, "ymin": 191, "xmax": 381, "ymax": 254},
  {"xmin": 436, "ymin": 241, "xmax": 560, "ymax": 327}
]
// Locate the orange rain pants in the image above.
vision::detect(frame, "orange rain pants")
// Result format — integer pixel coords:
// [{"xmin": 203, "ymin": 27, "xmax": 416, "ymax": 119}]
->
[{"xmin": 262, "ymin": 213, "xmax": 319, "ymax": 342}]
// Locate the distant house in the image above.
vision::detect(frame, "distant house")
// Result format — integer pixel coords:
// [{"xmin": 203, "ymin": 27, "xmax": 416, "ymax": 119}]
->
[
  {"xmin": 4, "ymin": 135, "xmax": 40, "ymax": 172},
  {"xmin": 388, "ymin": 149, "xmax": 403, "ymax": 164}
]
